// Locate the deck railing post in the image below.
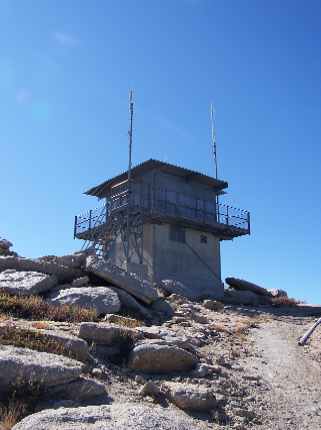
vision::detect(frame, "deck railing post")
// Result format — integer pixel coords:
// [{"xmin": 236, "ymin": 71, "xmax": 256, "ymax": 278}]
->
[
  {"xmin": 226, "ymin": 206, "xmax": 229, "ymax": 225},
  {"xmin": 73, "ymin": 216, "xmax": 77, "ymax": 239},
  {"xmin": 247, "ymin": 212, "xmax": 251, "ymax": 235},
  {"xmin": 89, "ymin": 210, "xmax": 92, "ymax": 231}
]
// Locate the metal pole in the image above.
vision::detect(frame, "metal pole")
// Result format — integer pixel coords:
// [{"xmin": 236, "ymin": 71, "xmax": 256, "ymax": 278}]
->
[
  {"xmin": 126, "ymin": 90, "xmax": 134, "ymax": 272},
  {"xmin": 210, "ymin": 103, "xmax": 220, "ymax": 222}
]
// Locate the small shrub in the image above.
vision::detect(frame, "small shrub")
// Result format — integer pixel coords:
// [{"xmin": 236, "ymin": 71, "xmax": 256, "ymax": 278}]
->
[{"xmin": 0, "ymin": 290, "xmax": 98, "ymax": 322}]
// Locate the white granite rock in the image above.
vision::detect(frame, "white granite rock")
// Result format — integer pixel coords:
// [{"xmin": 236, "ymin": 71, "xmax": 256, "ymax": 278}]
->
[
  {"xmin": 47, "ymin": 286, "xmax": 121, "ymax": 315},
  {"xmin": 0, "ymin": 269, "xmax": 58, "ymax": 296}
]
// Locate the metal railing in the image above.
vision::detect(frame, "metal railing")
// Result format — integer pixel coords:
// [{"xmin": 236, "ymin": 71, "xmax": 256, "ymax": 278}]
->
[
  {"xmin": 74, "ymin": 205, "xmax": 107, "ymax": 238},
  {"xmin": 74, "ymin": 188, "xmax": 250, "ymax": 238}
]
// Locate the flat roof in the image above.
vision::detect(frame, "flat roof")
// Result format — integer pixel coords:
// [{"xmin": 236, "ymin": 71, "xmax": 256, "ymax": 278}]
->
[{"xmin": 85, "ymin": 159, "xmax": 228, "ymax": 198}]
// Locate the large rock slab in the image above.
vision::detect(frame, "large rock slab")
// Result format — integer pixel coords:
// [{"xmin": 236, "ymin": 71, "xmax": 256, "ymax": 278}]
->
[
  {"xmin": 47, "ymin": 286, "xmax": 121, "ymax": 315},
  {"xmin": 160, "ymin": 279, "xmax": 196, "ymax": 299},
  {"xmin": 223, "ymin": 288, "xmax": 270, "ymax": 306},
  {"xmin": 79, "ymin": 322, "xmax": 138, "ymax": 345},
  {"xmin": 47, "ymin": 377, "xmax": 106, "ymax": 401},
  {"xmin": 12, "ymin": 402, "xmax": 199, "ymax": 430},
  {"xmin": 38, "ymin": 252, "xmax": 87, "ymax": 269},
  {"xmin": 0, "ymin": 323, "xmax": 90, "ymax": 362},
  {"xmin": 110, "ymin": 286, "xmax": 153, "ymax": 320},
  {"xmin": 0, "ymin": 256, "xmax": 84, "ymax": 282},
  {"xmin": 0, "ymin": 345, "xmax": 83, "ymax": 397},
  {"xmin": 165, "ymin": 382, "xmax": 217, "ymax": 412},
  {"xmin": 0, "ymin": 270, "xmax": 58, "ymax": 296},
  {"xmin": 128, "ymin": 342, "xmax": 198, "ymax": 374},
  {"xmin": 86, "ymin": 257, "xmax": 158, "ymax": 304},
  {"xmin": 225, "ymin": 277, "xmax": 270, "ymax": 296}
]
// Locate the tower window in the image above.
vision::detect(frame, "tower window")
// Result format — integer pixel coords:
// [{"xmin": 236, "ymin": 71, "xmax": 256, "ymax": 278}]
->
[
  {"xmin": 200, "ymin": 234, "xmax": 207, "ymax": 244},
  {"xmin": 169, "ymin": 225, "xmax": 186, "ymax": 243}
]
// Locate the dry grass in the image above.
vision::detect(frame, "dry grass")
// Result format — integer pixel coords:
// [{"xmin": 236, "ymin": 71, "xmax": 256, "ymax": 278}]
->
[
  {"xmin": 0, "ymin": 290, "xmax": 98, "ymax": 322},
  {"xmin": 209, "ymin": 316, "xmax": 260, "ymax": 337},
  {"xmin": 106, "ymin": 314, "xmax": 142, "ymax": 328},
  {"xmin": 31, "ymin": 321, "xmax": 50, "ymax": 330},
  {"xmin": 0, "ymin": 400, "xmax": 28, "ymax": 430},
  {"xmin": 0, "ymin": 326, "xmax": 72, "ymax": 359},
  {"xmin": 271, "ymin": 296, "xmax": 301, "ymax": 307}
]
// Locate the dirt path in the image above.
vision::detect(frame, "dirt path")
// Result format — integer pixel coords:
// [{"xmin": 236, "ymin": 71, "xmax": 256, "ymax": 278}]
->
[{"xmin": 244, "ymin": 318, "xmax": 321, "ymax": 429}]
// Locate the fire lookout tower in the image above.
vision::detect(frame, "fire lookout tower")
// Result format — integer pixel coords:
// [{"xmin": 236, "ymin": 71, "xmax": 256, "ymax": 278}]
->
[{"xmin": 74, "ymin": 159, "xmax": 250, "ymax": 299}]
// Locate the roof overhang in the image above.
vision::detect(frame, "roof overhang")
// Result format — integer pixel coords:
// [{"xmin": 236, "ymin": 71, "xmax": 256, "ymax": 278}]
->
[{"xmin": 85, "ymin": 159, "xmax": 228, "ymax": 198}]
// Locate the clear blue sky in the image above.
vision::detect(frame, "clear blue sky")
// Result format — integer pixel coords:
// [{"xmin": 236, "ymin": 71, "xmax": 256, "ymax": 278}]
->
[{"xmin": 1, "ymin": 1, "xmax": 321, "ymax": 303}]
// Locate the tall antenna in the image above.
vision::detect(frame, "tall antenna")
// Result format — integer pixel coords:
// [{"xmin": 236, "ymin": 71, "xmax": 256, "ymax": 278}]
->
[
  {"xmin": 210, "ymin": 103, "xmax": 220, "ymax": 220},
  {"xmin": 126, "ymin": 90, "xmax": 134, "ymax": 271},
  {"xmin": 210, "ymin": 103, "xmax": 218, "ymax": 180}
]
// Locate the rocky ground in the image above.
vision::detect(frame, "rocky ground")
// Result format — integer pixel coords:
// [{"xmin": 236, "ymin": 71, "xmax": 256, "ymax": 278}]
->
[{"xmin": 1, "ymin": 239, "xmax": 321, "ymax": 429}]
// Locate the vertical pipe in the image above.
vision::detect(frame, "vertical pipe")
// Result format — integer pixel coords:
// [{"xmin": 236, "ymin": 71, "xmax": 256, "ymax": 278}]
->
[{"xmin": 247, "ymin": 212, "xmax": 251, "ymax": 235}]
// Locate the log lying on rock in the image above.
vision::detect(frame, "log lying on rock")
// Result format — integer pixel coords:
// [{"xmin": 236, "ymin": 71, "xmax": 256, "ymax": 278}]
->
[
  {"xmin": 86, "ymin": 257, "xmax": 158, "ymax": 305},
  {"xmin": 298, "ymin": 317, "xmax": 321, "ymax": 345},
  {"xmin": 225, "ymin": 277, "xmax": 271, "ymax": 297}
]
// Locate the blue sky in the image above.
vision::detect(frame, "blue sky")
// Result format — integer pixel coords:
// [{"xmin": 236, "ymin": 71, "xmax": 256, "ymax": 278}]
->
[{"xmin": 1, "ymin": 0, "xmax": 321, "ymax": 303}]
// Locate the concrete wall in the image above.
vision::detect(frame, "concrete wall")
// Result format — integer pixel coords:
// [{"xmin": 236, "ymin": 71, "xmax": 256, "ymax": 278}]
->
[{"xmin": 153, "ymin": 223, "xmax": 223, "ymax": 299}]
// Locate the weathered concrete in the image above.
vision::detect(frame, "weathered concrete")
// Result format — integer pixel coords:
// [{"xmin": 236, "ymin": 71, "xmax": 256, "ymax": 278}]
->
[{"xmin": 0, "ymin": 270, "xmax": 58, "ymax": 296}]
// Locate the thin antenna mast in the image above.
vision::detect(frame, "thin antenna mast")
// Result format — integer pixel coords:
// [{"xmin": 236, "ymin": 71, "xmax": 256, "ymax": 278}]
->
[
  {"xmin": 210, "ymin": 103, "xmax": 218, "ymax": 180},
  {"xmin": 126, "ymin": 90, "xmax": 134, "ymax": 271},
  {"xmin": 210, "ymin": 103, "xmax": 220, "ymax": 219}
]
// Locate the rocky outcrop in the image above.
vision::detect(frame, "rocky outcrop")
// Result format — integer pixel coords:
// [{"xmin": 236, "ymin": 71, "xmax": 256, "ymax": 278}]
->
[
  {"xmin": 0, "ymin": 323, "xmax": 90, "ymax": 362},
  {"xmin": 47, "ymin": 286, "xmax": 121, "ymax": 315},
  {"xmin": 0, "ymin": 345, "xmax": 83, "ymax": 398},
  {"xmin": 79, "ymin": 322, "xmax": 138, "ymax": 345},
  {"xmin": 268, "ymin": 288, "xmax": 288, "ymax": 298},
  {"xmin": 128, "ymin": 341, "xmax": 198, "ymax": 374},
  {"xmin": 165, "ymin": 382, "xmax": 217, "ymax": 412},
  {"xmin": 0, "ymin": 270, "xmax": 58, "ymax": 296},
  {"xmin": 224, "ymin": 288, "xmax": 271, "ymax": 306},
  {"xmin": 203, "ymin": 299, "xmax": 224, "ymax": 311},
  {"xmin": 110, "ymin": 286, "xmax": 153, "ymax": 320},
  {"xmin": 0, "ymin": 256, "xmax": 84, "ymax": 282},
  {"xmin": 159, "ymin": 279, "xmax": 195, "ymax": 299},
  {"xmin": 12, "ymin": 402, "xmax": 198, "ymax": 430},
  {"xmin": 72, "ymin": 276, "xmax": 90, "ymax": 288},
  {"xmin": 0, "ymin": 238, "xmax": 16, "ymax": 256},
  {"xmin": 38, "ymin": 252, "xmax": 87, "ymax": 269},
  {"xmin": 47, "ymin": 377, "xmax": 106, "ymax": 401},
  {"xmin": 225, "ymin": 277, "xmax": 270, "ymax": 297},
  {"xmin": 86, "ymin": 257, "xmax": 158, "ymax": 304}
]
